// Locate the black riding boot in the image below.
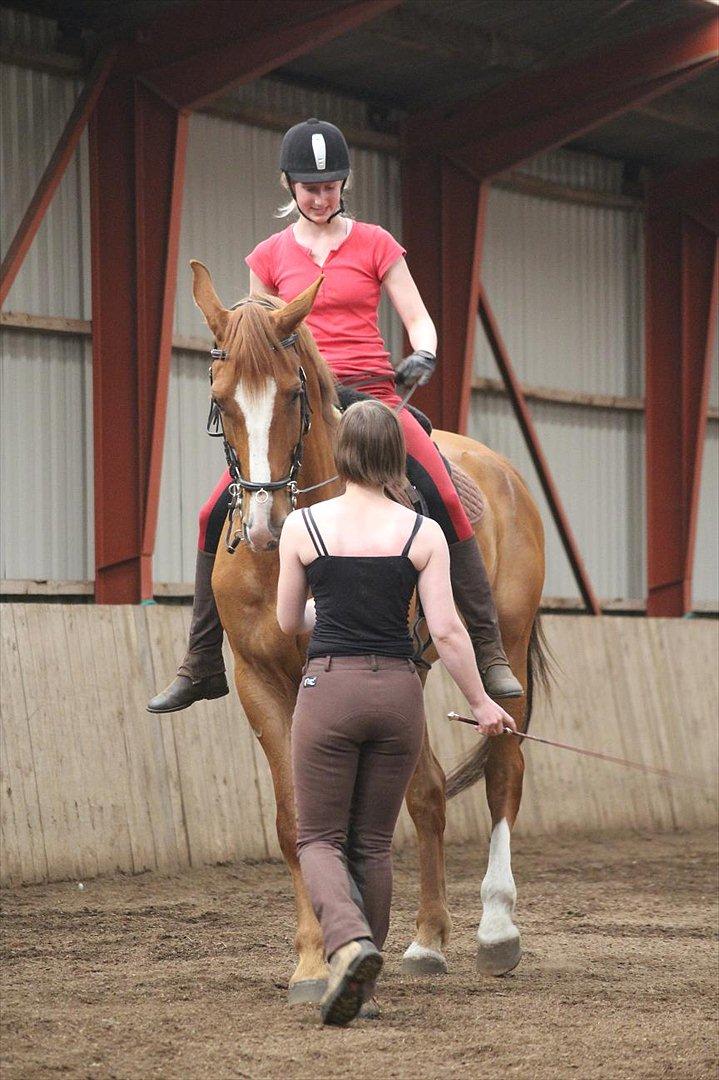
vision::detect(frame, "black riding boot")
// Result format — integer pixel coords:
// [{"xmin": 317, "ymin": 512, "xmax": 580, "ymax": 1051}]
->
[
  {"xmin": 448, "ymin": 537, "xmax": 524, "ymax": 699},
  {"xmin": 146, "ymin": 550, "xmax": 229, "ymax": 713}
]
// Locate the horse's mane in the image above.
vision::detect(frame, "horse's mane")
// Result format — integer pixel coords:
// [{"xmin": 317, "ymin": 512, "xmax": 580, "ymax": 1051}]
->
[{"xmin": 223, "ymin": 298, "xmax": 338, "ymax": 426}]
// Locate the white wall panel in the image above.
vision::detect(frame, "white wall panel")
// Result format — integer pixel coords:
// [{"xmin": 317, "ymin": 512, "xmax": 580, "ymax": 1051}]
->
[
  {"xmin": 517, "ymin": 147, "xmax": 626, "ymax": 194},
  {"xmin": 227, "ymin": 75, "xmax": 370, "ymax": 130},
  {"xmin": 469, "ymin": 393, "xmax": 645, "ymax": 601},
  {"xmin": 0, "ymin": 330, "xmax": 93, "ymax": 580},
  {"xmin": 694, "ymin": 419, "xmax": 718, "ymax": 605},
  {"xmin": 0, "ymin": 7, "xmax": 58, "ymax": 51},
  {"xmin": 475, "ymin": 184, "xmax": 644, "ymax": 396},
  {"xmin": 1, "ymin": 63, "xmax": 90, "ymax": 318}
]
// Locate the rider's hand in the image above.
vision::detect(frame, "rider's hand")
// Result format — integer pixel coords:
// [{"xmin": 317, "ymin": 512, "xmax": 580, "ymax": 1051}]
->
[
  {"xmin": 472, "ymin": 697, "xmax": 518, "ymax": 737},
  {"xmin": 395, "ymin": 350, "xmax": 437, "ymax": 387}
]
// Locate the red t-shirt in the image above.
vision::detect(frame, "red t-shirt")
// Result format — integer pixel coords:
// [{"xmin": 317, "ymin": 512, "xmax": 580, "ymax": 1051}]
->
[{"xmin": 245, "ymin": 221, "xmax": 405, "ymax": 381}]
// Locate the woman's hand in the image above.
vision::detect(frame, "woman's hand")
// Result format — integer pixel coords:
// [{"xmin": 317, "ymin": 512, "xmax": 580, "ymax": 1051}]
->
[
  {"xmin": 395, "ymin": 349, "xmax": 436, "ymax": 387},
  {"xmin": 471, "ymin": 697, "xmax": 518, "ymax": 737}
]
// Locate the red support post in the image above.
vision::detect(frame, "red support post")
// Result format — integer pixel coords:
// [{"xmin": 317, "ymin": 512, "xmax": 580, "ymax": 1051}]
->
[
  {"xmin": 401, "ymin": 156, "xmax": 484, "ymax": 432},
  {"xmin": 440, "ymin": 164, "xmax": 487, "ymax": 436},
  {"xmin": 478, "ymin": 287, "xmax": 602, "ymax": 615},
  {"xmin": 0, "ymin": 49, "xmax": 116, "ymax": 307},
  {"xmin": 89, "ymin": 78, "xmax": 188, "ymax": 603},
  {"xmin": 645, "ymin": 185, "xmax": 718, "ymax": 617},
  {"xmin": 401, "ymin": 154, "xmax": 443, "ymax": 424}
]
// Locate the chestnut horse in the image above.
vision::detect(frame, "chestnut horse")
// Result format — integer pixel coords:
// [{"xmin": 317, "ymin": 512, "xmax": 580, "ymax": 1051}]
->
[{"xmin": 191, "ymin": 261, "xmax": 546, "ymax": 1002}]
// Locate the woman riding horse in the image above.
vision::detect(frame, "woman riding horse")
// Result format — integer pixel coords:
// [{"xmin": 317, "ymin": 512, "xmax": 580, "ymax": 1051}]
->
[{"xmin": 147, "ymin": 117, "xmax": 523, "ymax": 713}]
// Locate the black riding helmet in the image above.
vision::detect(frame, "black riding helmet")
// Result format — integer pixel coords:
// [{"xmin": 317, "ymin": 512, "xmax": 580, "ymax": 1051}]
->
[
  {"xmin": 280, "ymin": 118, "xmax": 350, "ymax": 222},
  {"xmin": 280, "ymin": 118, "xmax": 350, "ymax": 182}
]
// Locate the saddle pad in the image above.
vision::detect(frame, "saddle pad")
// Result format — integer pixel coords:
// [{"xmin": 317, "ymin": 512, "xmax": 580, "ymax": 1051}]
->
[{"xmin": 449, "ymin": 461, "xmax": 485, "ymax": 525}]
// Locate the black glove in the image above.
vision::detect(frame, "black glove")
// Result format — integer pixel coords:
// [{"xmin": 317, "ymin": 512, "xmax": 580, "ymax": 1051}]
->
[{"xmin": 395, "ymin": 349, "xmax": 437, "ymax": 387}]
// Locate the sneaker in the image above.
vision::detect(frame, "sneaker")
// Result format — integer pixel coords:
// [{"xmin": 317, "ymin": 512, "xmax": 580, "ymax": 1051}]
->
[{"xmin": 320, "ymin": 939, "xmax": 383, "ymax": 1027}]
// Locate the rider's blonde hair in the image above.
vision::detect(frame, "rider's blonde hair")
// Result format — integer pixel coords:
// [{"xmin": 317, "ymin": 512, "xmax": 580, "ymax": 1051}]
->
[{"xmin": 334, "ymin": 400, "xmax": 406, "ymax": 497}]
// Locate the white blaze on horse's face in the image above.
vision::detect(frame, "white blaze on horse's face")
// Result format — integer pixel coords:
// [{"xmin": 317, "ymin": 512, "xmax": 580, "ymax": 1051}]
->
[{"xmin": 234, "ymin": 378, "xmax": 279, "ymax": 551}]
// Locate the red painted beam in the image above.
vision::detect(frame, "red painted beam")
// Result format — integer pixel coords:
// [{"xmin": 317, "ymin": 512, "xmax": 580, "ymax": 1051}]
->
[
  {"xmin": 89, "ymin": 78, "xmax": 188, "ymax": 603},
  {"xmin": 646, "ymin": 157, "xmax": 719, "ymax": 234},
  {"xmin": 478, "ymin": 287, "xmax": 602, "ymax": 616},
  {"xmin": 0, "ymin": 49, "xmax": 116, "ymax": 308},
  {"xmin": 440, "ymin": 164, "xmax": 486, "ymax": 436},
  {"xmin": 135, "ymin": 88, "xmax": 190, "ymax": 601},
  {"xmin": 402, "ymin": 157, "xmax": 484, "ymax": 433},
  {"xmin": 403, "ymin": 15, "xmax": 718, "ymax": 178},
  {"xmin": 139, "ymin": 0, "xmax": 402, "ymax": 110},
  {"xmin": 645, "ymin": 195, "xmax": 717, "ymax": 617},
  {"xmin": 114, "ymin": 0, "xmax": 325, "ymax": 74},
  {"xmin": 401, "ymin": 154, "xmax": 443, "ymax": 425}
]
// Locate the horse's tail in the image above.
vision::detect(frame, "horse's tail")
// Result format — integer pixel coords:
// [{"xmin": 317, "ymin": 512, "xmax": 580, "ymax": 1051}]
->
[{"xmin": 445, "ymin": 613, "xmax": 556, "ymax": 800}]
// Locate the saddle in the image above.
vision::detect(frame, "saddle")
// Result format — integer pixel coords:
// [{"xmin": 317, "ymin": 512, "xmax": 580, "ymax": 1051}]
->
[{"xmin": 335, "ymin": 385, "xmax": 484, "ymax": 526}]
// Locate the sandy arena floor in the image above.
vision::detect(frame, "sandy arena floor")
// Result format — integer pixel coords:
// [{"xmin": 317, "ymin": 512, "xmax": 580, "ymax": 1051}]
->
[{"xmin": 1, "ymin": 830, "xmax": 717, "ymax": 1080}]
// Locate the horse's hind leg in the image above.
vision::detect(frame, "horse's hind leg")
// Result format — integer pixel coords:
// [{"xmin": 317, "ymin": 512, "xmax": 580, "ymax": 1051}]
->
[
  {"xmin": 477, "ymin": 646, "xmax": 526, "ymax": 976},
  {"xmin": 402, "ymin": 731, "xmax": 452, "ymax": 975}
]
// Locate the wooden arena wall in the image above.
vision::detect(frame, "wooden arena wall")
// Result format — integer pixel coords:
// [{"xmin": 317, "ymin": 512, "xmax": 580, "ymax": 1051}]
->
[{"xmin": 1, "ymin": 605, "xmax": 717, "ymax": 886}]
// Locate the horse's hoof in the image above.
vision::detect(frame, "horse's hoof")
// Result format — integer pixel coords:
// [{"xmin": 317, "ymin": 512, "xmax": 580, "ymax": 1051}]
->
[
  {"xmin": 477, "ymin": 932, "xmax": 522, "ymax": 977},
  {"xmin": 401, "ymin": 941, "xmax": 449, "ymax": 976},
  {"xmin": 287, "ymin": 978, "xmax": 327, "ymax": 1005}
]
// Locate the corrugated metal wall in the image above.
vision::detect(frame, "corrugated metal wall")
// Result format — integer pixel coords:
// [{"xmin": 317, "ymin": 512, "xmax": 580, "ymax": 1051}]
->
[
  {"xmin": 1, "ymin": 23, "xmax": 94, "ymax": 580},
  {"xmin": 472, "ymin": 161, "xmax": 646, "ymax": 599},
  {"xmin": 1, "ymin": 21, "xmax": 716, "ymax": 604},
  {"xmin": 472, "ymin": 155, "xmax": 718, "ymax": 603}
]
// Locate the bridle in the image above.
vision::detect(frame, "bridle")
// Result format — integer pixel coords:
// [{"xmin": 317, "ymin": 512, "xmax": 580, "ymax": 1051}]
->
[{"xmin": 206, "ymin": 297, "xmax": 336, "ymax": 553}]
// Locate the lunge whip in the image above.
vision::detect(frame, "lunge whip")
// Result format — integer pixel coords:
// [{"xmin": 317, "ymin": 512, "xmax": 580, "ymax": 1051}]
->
[{"xmin": 446, "ymin": 712, "xmax": 689, "ymax": 781}]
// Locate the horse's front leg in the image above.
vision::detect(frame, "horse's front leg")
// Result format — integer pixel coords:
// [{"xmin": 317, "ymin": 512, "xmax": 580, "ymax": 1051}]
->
[
  {"xmin": 402, "ymin": 731, "xmax": 452, "ymax": 975},
  {"xmin": 478, "ymin": 698, "xmax": 525, "ymax": 976},
  {"xmin": 235, "ymin": 659, "xmax": 328, "ymax": 1003}
]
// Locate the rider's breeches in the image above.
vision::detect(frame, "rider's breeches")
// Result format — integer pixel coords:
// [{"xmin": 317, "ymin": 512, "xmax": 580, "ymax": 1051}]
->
[
  {"xmin": 197, "ymin": 469, "xmax": 235, "ymax": 553},
  {"xmin": 196, "ymin": 386, "xmax": 474, "ymax": 554},
  {"xmin": 292, "ymin": 656, "xmax": 425, "ymax": 959}
]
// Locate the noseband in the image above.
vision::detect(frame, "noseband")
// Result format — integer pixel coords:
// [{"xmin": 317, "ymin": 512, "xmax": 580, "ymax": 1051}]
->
[{"xmin": 206, "ymin": 298, "xmax": 326, "ymax": 553}]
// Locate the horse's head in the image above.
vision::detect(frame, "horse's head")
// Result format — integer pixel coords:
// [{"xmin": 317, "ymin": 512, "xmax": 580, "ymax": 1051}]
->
[{"xmin": 191, "ymin": 260, "xmax": 337, "ymax": 552}]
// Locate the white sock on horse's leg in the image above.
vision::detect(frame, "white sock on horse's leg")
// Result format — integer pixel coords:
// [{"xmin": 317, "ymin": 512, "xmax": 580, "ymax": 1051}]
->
[{"xmin": 477, "ymin": 818, "xmax": 521, "ymax": 976}]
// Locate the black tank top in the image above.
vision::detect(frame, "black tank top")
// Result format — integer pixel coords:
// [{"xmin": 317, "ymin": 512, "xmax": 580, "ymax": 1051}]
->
[{"xmin": 302, "ymin": 507, "xmax": 423, "ymax": 660}]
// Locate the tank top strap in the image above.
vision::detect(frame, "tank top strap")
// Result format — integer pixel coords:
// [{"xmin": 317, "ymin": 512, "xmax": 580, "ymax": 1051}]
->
[
  {"xmin": 401, "ymin": 513, "xmax": 423, "ymax": 558},
  {"xmin": 301, "ymin": 507, "xmax": 329, "ymax": 557}
]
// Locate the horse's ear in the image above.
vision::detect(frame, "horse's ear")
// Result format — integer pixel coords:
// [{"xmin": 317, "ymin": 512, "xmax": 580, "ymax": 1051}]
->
[
  {"xmin": 272, "ymin": 276, "xmax": 324, "ymax": 338},
  {"xmin": 190, "ymin": 260, "xmax": 229, "ymax": 340}
]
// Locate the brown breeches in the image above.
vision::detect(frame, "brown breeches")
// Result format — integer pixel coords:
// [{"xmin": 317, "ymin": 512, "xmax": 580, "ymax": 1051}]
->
[{"xmin": 291, "ymin": 655, "xmax": 425, "ymax": 959}]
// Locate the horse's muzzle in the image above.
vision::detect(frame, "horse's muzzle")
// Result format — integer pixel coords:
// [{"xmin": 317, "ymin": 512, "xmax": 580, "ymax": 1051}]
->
[{"xmin": 245, "ymin": 519, "xmax": 282, "ymax": 552}]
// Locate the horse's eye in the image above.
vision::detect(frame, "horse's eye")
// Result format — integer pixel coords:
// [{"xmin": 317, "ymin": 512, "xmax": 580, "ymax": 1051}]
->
[{"xmin": 289, "ymin": 387, "xmax": 302, "ymax": 403}]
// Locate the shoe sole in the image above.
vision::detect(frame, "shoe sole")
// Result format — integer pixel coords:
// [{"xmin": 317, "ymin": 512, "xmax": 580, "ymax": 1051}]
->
[
  {"xmin": 321, "ymin": 951, "xmax": 383, "ymax": 1027},
  {"xmin": 146, "ymin": 687, "xmax": 229, "ymax": 714}
]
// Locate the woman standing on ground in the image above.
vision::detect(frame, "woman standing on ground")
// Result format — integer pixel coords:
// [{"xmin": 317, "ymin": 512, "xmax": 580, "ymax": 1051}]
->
[
  {"xmin": 277, "ymin": 399, "xmax": 517, "ymax": 1026},
  {"xmin": 147, "ymin": 117, "xmax": 522, "ymax": 714}
]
